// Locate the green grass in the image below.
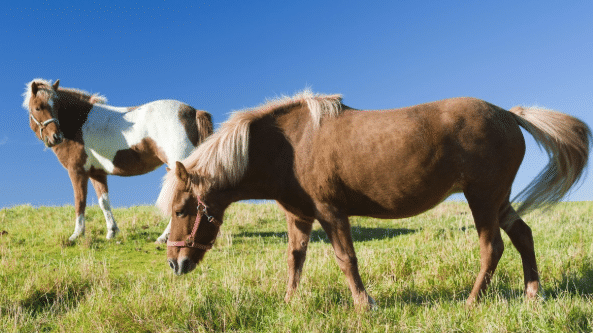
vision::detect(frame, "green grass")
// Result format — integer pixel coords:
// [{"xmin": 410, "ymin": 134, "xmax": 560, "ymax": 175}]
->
[{"xmin": 1, "ymin": 202, "xmax": 592, "ymax": 332}]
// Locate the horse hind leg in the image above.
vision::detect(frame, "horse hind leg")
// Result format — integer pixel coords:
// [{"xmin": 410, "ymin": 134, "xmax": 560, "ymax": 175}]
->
[
  {"xmin": 465, "ymin": 191, "xmax": 506, "ymax": 305},
  {"xmin": 282, "ymin": 208, "xmax": 314, "ymax": 303},
  {"xmin": 499, "ymin": 201, "xmax": 540, "ymax": 298},
  {"xmin": 90, "ymin": 175, "xmax": 120, "ymax": 239}
]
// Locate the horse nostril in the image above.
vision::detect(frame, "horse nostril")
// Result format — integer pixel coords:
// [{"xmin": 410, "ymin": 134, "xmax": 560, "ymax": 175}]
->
[
  {"xmin": 53, "ymin": 133, "xmax": 63, "ymax": 143},
  {"xmin": 178, "ymin": 257, "xmax": 196, "ymax": 275},
  {"xmin": 168, "ymin": 259, "xmax": 178, "ymax": 272}
]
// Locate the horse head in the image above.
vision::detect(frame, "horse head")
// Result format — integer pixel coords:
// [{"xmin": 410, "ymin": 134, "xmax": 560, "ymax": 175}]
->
[
  {"xmin": 24, "ymin": 79, "xmax": 64, "ymax": 147},
  {"xmin": 166, "ymin": 161, "xmax": 223, "ymax": 275}
]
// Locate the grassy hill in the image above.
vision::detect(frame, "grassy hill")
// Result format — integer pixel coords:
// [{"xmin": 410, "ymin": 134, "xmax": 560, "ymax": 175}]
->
[{"xmin": 1, "ymin": 202, "xmax": 592, "ymax": 332}]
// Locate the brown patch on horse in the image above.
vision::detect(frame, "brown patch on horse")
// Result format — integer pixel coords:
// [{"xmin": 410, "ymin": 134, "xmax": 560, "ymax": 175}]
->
[
  {"xmin": 48, "ymin": 86, "xmax": 96, "ymax": 142},
  {"xmin": 111, "ymin": 137, "xmax": 167, "ymax": 176},
  {"xmin": 52, "ymin": 140, "xmax": 88, "ymax": 168},
  {"xmin": 178, "ymin": 105, "xmax": 213, "ymax": 146}
]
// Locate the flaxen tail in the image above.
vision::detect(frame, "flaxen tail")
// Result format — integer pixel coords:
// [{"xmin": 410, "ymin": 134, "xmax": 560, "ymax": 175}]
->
[{"xmin": 509, "ymin": 106, "xmax": 591, "ymax": 215}]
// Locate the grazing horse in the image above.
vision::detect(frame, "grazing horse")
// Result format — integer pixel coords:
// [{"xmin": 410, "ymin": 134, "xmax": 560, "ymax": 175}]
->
[
  {"xmin": 157, "ymin": 90, "xmax": 590, "ymax": 309},
  {"xmin": 23, "ymin": 79, "xmax": 213, "ymax": 242}
]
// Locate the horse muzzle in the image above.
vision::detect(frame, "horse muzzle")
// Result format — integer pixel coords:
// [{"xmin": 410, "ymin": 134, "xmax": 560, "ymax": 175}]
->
[
  {"xmin": 168, "ymin": 257, "xmax": 196, "ymax": 275},
  {"xmin": 45, "ymin": 132, "xmax": 64, "ymax": 147}
]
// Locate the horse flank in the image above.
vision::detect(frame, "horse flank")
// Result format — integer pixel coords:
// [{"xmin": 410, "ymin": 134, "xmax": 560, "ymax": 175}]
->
[{"xmin": 156, "ymin": 89, "xmax": 343, "ymax": 216}]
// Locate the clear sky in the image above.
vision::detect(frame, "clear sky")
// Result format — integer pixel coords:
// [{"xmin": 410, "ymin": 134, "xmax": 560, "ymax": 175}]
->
[{"xmin": 1, "ymin": 0, "xmax": 592, "ymax": 208}]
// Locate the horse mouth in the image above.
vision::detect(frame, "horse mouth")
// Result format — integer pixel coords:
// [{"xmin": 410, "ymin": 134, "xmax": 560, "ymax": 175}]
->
[{"xmin": 44, "ymin": 133, "xmax": 64, "ymax": 147}]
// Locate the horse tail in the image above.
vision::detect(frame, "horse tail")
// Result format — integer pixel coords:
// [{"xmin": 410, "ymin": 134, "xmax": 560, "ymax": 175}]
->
[
  {"xmin": 196, "ymin": 110, "xmax": 213, "ymax": 145},
  {"xmin": 508, "ymin": 106, "xmax": 591, "ymax": 215}
]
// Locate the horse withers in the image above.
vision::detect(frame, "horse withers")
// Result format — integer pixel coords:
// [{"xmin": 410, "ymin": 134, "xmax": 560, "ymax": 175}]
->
[
  {"xmin": 23, "ymin": 78, "xmax": 213, "ymax": 242},
  {"xmin": 157, "ymin": 91, "xmax": 590, "ymax": 309}
]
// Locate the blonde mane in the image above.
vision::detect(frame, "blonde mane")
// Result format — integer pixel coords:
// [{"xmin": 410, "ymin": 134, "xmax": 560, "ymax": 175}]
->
[
  {"xmin": 156, "ymin": 89, "xmax": 343, "ymax": 215},
  {"xmin": 22, "ymin": 78, "xmax": 107, "ymax": 111}
]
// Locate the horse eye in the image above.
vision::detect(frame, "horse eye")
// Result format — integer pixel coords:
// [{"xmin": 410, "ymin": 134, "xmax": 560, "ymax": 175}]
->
[
  {"xmin": 175, "ymin": 210, "xmax": 186, "ymax": 218},
  {"xmin": 35, "ymin": 107, "xmax": 40, "ymax": 111}
]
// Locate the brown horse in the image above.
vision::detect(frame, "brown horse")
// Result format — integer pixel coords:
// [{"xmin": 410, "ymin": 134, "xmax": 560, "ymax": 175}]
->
[
  {"xmin": 157, "ymin": 90, "xmax": 590, "ymax": 309},
  {"xmin": 23, "ymin": 79, "xmax": 213, "ymax": 242}
]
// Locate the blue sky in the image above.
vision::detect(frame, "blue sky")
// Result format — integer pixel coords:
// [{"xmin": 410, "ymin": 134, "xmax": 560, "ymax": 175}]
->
[{"xmin": 1, "ymin": 0, "xmax": 592, "ymax": 208}]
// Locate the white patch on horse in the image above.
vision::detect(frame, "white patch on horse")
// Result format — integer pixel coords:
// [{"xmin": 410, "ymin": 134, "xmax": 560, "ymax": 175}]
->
[
  {"xmin": 82, "ymin": 100, "xmax": 196, "ymax": 173},
  {"xmin": 98, "ymin": 193, "xmax": 119, "ymax": 239},
  {"xmin": 156, "ymin": 218, "xmax": 172, "ymax": 244},
  {"xmin": 70, "ymin": 215, "xmax": 85, "ymax": 241}
]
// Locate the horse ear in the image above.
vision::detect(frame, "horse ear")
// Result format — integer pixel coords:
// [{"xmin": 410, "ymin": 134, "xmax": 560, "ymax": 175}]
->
[
  {"xmin": 31, "ymin": 82, "xmax": 39, "ymax": 96},
  {"xmin": 175, "ymin": 161, "xmax": 189, "ymax": 184},
  {"xmin": 52, "ymin": 80, "xmax": 60, "ymax": 90}
]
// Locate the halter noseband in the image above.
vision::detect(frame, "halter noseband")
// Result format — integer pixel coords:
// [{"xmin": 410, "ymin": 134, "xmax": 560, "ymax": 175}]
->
[
  {"xmin": 166, "ymin": 197, "xmax": 222, "ymax": 250},
  {"xmin": 29, "ymin": 112, "xmax": 60, "ymax": 142}
]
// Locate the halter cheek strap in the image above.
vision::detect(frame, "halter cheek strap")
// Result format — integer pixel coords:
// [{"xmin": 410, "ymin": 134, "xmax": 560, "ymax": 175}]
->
[
  {"xmin": 30, "ymin": 113, "xmax": 60, "ymax": 140},
  {"xmin": 166, "ymin": 198, "xmax": 222, "ymax": 249}
]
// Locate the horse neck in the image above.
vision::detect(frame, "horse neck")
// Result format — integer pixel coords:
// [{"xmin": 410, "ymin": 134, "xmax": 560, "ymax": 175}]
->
[
  {"xmin": 56, "ymin": 90, "xmax": 94, "ymax": 140},
  {"xmin": 208, "ymin": 111, "xmax": 305, "ymax": 204}
]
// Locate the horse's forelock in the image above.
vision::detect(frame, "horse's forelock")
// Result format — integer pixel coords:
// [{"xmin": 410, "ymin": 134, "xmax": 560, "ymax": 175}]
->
[{"xmin": 22, "ymin": 78, "xmax": 55, "ymax": 110}]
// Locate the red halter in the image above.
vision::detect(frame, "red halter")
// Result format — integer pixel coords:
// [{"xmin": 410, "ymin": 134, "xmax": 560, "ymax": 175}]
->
[{"xmin": 166, "ymin": 197, "xmax": 222, "ymax": 250}]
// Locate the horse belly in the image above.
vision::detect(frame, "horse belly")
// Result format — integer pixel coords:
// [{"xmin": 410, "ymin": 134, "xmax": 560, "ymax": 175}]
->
[
  {"xmin": 340, "ymin": 157, "xmax": 462, "ymax": 218},
  {"xmin": 309, "ymin": 110, "xmax": 463, "ymax": 218},
  {"xmin": 82, "ymin": 106, "xmax": 165, "ymax": 175}
]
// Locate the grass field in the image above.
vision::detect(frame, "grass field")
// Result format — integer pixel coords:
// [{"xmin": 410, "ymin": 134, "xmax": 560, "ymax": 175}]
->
[{"xmin": 1, "ymin": 201, "xmax": 592, "ymax": 332}]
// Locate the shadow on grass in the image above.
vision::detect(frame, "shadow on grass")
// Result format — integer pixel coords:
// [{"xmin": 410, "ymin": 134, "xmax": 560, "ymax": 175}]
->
[
  {"xmin": 546, "ymin": 260, "xmax": 593, "ymax": 297},
  {"xmin": 237, "ymin": 227, "xmax": 417, "ymax": 243},
  {"xmin": 14, "ymin": 281, "xmax": 90, "ymax": 318},
  {"xmin": 377, "ymin": 263, "xmax": 593, "ymax": 309}
]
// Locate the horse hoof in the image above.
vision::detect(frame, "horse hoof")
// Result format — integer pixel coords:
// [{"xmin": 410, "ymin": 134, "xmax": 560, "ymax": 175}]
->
[
  {"xmin": 155, "ymin": 233, "xmax": 169, "ymax": 244},
  {"xmin": 355, "ymin": 295, "xmax": 378, "ymax": 311},
  {"xmin": 68, "ymin": 232, "xmax": 83, "ymax": 242},
  {"xmin": 106, "ymin": 227, "xmax": 120, "ymax": 240}
]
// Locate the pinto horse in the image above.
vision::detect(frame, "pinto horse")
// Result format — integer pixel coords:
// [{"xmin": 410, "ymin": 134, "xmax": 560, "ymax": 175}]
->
[
  {"xmin": 23, "ymin": 79, "xmax": 213, "ymax": 242},
  {"xmin": 157, "ymin": 90, "xmax": 590, "ymax": 309}
]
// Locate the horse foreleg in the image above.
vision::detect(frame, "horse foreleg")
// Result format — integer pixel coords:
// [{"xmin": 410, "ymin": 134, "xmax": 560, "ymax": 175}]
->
[
  {"xmin": 284, "ymin": 212, "xmax": 313, "ymax": 303},
  {"xmin": 316, "ymin": 204, "xmax": 376, "ymax": 310},
  {"xmin": 90, "ymin": 175, "xmax": 120, "ymax": 239},
  {"xmin": 68, "ymin": 170, "xmax": 89, "ymax": 241},
  {"xmin": 499, "ymin": 204, "xmax": 540, "ymax": 299},
  {"xmin": 155, "ymin": 218, "xmax": 171, "ymax": 244}
]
